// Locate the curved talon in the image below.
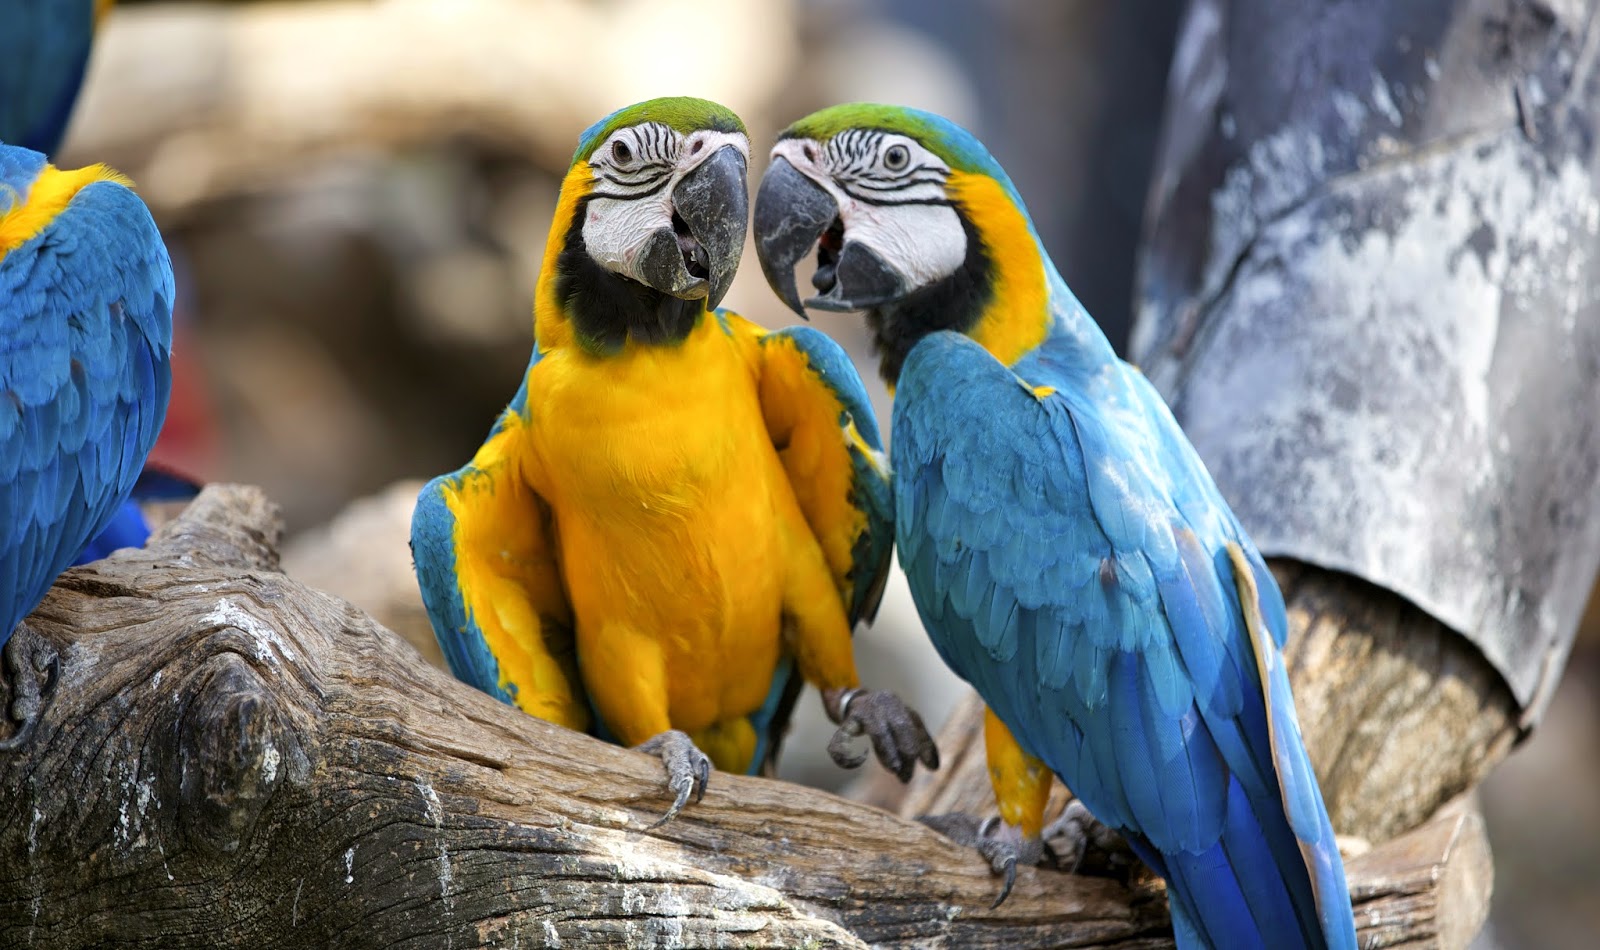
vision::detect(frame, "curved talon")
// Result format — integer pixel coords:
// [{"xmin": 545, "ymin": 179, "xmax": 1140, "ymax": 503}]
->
[
  {"xmin": 919, "ymin": 810, "xmax": 1045, "ymax": 908},
  {"xmin": 821, "ymin": 687, "xmax": 939, "ymax": 781},
  {"xmin": 636, "ymin": 729, "xmax": 712, "ymax": 829},
  {"xmin": 977, "ymin": 818, "xmax": 1043, "ymax": 908},
  {"xmin": 0, "ymin": 629, "xmax": 60, "ymax": 752},
  {"xmin": 991, "ymin": 852, "xmax": 1018, "ymax": 910}
]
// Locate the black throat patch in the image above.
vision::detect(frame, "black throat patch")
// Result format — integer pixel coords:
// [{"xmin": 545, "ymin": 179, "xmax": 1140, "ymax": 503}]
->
[
  {"xmin": 555, "ymin": 196, "xmax": 704, "ymax": 355},
  {"xmin": 865, "ymin": 212, "xmax": 992, "ymax": 386}
]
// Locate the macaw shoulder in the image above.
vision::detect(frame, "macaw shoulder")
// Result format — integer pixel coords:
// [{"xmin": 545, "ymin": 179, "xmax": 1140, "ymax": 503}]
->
[
  {"xmin": 2, "ymin": 158, "xmax": 173, "ymax": 348},
  {"xmin": 1, "ymin": 160, "xmax": 136, "ymax": 257},
  {"xmin": 711, "ymin": 308, "xmax": 884, "ymax": 446},
  {"xmin": 898, "ymin": 332, "xmax": 1194, "ymax": 575}
]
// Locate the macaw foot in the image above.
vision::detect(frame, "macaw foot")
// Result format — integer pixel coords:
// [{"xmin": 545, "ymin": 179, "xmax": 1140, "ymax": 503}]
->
[
  {"xmin": 919, "ymin": 812, "xmax": 1047, "ymax": 908},
  {"xmin": 634, "ymin": 730, "xmax": 712, "ymax": 829},
  {"xmin": 821, "ymin": 687, "xmax": 940, "ymax": 782},
  {"xmin": 1044, "ymin": 799, "xmax": 1135, "ymax": 878},
  {"xmin": 0, "ymin": 626, "xmax": 61, "ymax": 752}
]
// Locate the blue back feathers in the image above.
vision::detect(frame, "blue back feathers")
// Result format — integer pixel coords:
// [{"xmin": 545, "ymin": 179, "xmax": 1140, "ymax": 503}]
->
[{"xmin": 1, "ymin": 146, "xmax": 175, "ymax": 641}]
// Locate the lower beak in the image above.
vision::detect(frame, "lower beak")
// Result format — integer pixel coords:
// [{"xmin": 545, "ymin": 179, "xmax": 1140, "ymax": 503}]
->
[
  {"xmin": 753, "ymin": 156, "xmax": 905, "ymax": 316},
  {"xmin": 638, "ymin": 144, "xmax": 748, "ymax": 309}
]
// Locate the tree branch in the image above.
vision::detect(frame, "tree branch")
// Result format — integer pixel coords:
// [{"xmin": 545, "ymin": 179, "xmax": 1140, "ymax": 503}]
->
[{"xmin": 0, "ymin": 486, "xmax": 1489, "ymax": 948}]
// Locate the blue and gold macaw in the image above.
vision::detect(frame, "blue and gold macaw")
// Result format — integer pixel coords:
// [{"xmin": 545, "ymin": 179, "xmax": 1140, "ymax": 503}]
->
[
  {"xmin": 0, "ymin": 143, "xmax": 175, "ymax": 747},
  {"xmin": 2, "ymin": 0, "xmax": 197, "ymax": 568},
  {"xmin": 411, "ymin": 97, "xmax": 936, "ymax": 823},
  {"xmin": 753, "ymin": 104, "xmax": 1356, "ymax": 949},
  {"xmin": 0, "ymin": 0, "xmax": 109, "ymax": 156}
]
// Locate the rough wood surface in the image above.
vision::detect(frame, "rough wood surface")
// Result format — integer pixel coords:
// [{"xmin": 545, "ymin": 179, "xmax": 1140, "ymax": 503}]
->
[
  {"xmin": 1271, "ymin": 562, "xmax": 1520, "ymax": 843},
  {"xmin": 0, "ymin": 486, "xmax": 1488, "ymax": 948}
]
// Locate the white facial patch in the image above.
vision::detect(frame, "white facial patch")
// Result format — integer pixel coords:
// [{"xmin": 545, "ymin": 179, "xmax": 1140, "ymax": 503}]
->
[
  {"xmin": 582, "ymin": 191, "xmax": 671, "ymax": 274},
  {"xmin": 771, "ymin": 134, "xmax": 968, "ymax": 290},
  {"xmin": 581, "ymin": 124, "xmax": 749, "ymax": 283}
]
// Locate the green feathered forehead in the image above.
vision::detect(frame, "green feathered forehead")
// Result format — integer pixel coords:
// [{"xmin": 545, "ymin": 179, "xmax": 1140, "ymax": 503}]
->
[
  {"xmin": 779, "ymin": 102, "xmax": 1000, "ymax": 178},
  {"xmin": 574, "ymin": 97, "xmax": 747, "ymax": 163}
]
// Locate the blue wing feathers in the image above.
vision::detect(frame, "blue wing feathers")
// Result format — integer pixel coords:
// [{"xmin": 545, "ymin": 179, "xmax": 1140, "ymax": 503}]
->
[
  {"xmin": 760, "ymin": 324, "xmax": 884, "ymax": 446},
  {"xmin": 895, "ymin": 329, "xmax": 1355, "ymax": 949},
  {"xmin": 410, "ymin": 472, "xmax": 516, "ymax": 706},
  {"xmin": 1, "ymin": 159, "xmax": 174, "ymax": 640}
]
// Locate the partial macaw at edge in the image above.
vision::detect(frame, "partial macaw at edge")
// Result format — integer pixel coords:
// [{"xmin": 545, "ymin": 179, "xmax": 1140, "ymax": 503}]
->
[
  {"xmin": 0, "ymin": 142, "xmax": 174, "ymax": 748},
  {"xmin": 0, "ymin": 0, "xmax": 207, "ymax": 568}
]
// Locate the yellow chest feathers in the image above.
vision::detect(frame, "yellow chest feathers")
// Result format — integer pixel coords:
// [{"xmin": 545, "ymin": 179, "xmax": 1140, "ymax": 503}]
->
[{"xmin": 523, "ymin": 317, "xmax": 769, "ymax": 512}]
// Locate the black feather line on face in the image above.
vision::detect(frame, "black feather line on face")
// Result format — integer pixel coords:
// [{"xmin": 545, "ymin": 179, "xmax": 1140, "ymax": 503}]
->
[
  {"xmin": 556, "ymin": 196, "xmax": 702, "ymax": 355},
  {"xmin": 865, "ymin": 211, "xmax": 992, "ymax": 385}
]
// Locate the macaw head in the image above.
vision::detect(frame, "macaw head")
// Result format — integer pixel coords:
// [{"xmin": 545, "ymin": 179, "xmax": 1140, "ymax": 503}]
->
[
  {"xmin": 541, "ymin": 97, "xmax": 750, "ymax": 352},
  {"xmin": 753, "ymin": 104, "xmax": 1048, "ymax": 382}
]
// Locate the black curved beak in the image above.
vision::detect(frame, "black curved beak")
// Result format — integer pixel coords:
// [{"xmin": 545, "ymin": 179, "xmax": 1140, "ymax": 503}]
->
[
  {"xmin": 638, "ymin": 144, "xmax": 748, "ymax": 309},
  {"xmin": 754, "ymin": 156, "xmax": 906, "ymax": 317}
]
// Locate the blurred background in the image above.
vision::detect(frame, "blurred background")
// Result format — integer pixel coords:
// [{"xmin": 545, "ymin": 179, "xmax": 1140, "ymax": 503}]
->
[{"xmin": 54, "ymin": 1, "xmax": 1596, "ymax": 945}]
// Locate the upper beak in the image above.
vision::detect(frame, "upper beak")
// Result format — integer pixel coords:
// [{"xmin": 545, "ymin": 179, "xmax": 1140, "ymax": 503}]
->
[
  {"xmin": 753, "ymin": 155, "xmax": 905, "ymax": 317},
  {"xmin": 637, "ymin": 144, "xmax": 748, "ymax": 310}
]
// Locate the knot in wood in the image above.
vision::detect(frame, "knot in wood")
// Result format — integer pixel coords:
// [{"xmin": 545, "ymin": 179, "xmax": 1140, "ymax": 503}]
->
[{"xmin": 178, "ymin": 653, "xmax": 293, "ymax": 855}]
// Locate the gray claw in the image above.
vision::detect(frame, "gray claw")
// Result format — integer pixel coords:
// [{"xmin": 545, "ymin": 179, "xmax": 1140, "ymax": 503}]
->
[
  {"xmin": 822, "ymin": 687, "xmax": 939, "ymax": 782},
  {"xmin": 636, "ymin": 730, "xmax": 712, "ymax": 829},
  {"xmin": 1043, "ymin": 800, "xmax": 1133, "ymax": 875},
  {"xmin": 0, "ymin": 627, "xmax": 60, "ymax": 752},
  {"xmin": 919, "ymin": 812, "xmax": 1044, "ymax": 908}
]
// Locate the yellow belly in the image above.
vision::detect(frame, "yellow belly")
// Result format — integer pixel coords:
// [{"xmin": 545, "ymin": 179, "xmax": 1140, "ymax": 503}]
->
[{"xmin": 525, "ymin": 319, "xmax": 798, "ymax": 739}]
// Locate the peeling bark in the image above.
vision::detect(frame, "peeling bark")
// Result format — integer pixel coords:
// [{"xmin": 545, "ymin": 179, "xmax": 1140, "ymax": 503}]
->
[{"xmin": 1134, "ymin": 0, "xmax": 1600, "ymax": 726}]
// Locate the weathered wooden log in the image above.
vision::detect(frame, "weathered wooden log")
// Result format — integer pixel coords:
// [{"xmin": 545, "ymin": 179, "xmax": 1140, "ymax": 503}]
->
[{"xmin": 0, "ymin": 485, "xmax": 1488, "ymax": 948}]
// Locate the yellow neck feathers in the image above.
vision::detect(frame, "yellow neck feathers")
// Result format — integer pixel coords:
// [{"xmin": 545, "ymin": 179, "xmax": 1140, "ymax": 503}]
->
[
  {"xmin": 532, "ymin": 162, "xmax": 595, "ymax": 354},
  {"xmin": 946, "ymin": 170, "xmax": 1050, "ymax": 368},
  {"xmin": 0, "ymin": 163, "xmax": 132, "ymax": 262}
]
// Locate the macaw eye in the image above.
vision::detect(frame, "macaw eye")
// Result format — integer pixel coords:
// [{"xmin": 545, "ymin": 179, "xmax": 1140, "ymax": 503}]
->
[
  {"xmin": 612, "ymin": 140, "xmax": 634, "ymax": 164},
  {"xmin": 883, "ymin": 144, "xmax": 910, "ymax": 171}
]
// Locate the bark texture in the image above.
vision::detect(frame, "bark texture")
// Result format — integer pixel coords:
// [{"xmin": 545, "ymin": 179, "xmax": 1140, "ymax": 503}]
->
[{"xmin": 0, "ymin": 486, "xmax": 1488, "ymax": 948}]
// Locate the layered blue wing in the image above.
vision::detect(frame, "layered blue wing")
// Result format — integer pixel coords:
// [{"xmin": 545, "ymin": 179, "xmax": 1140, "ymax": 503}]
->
[
  {"xmin": 1, "ymin": 155, "xmax": 174, "ymax": 640},
  {"xmin": 893, "ymin": 330, "xmax": 1353, "ymax": 950},
  {"xmin": 410, "ymin": 370, "xmax": 592, "ymax": 734},
  {"xmin": 0, "ymin": 0, "xmax": 99, "ymax": 155}
]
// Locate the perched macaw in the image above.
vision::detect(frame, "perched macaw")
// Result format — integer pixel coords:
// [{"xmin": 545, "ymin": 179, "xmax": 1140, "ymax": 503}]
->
[
  {"xmin": 0, "ymin": 143, "xmax": 174, "ymax": 747},
  {"xmin": 411, "ymin": 97, "xmax": 936, "ymax": 823},
  {"xmin": 0, "ymin": 0, "xmax": 109, "ymax": 156},
  {"xmin": 753, "ymin": 104, "xmax": 1356, "ymax": 949},
  {"xmin": 2, "ymin": 0, "xmax": 207, "ymax": 568}
]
